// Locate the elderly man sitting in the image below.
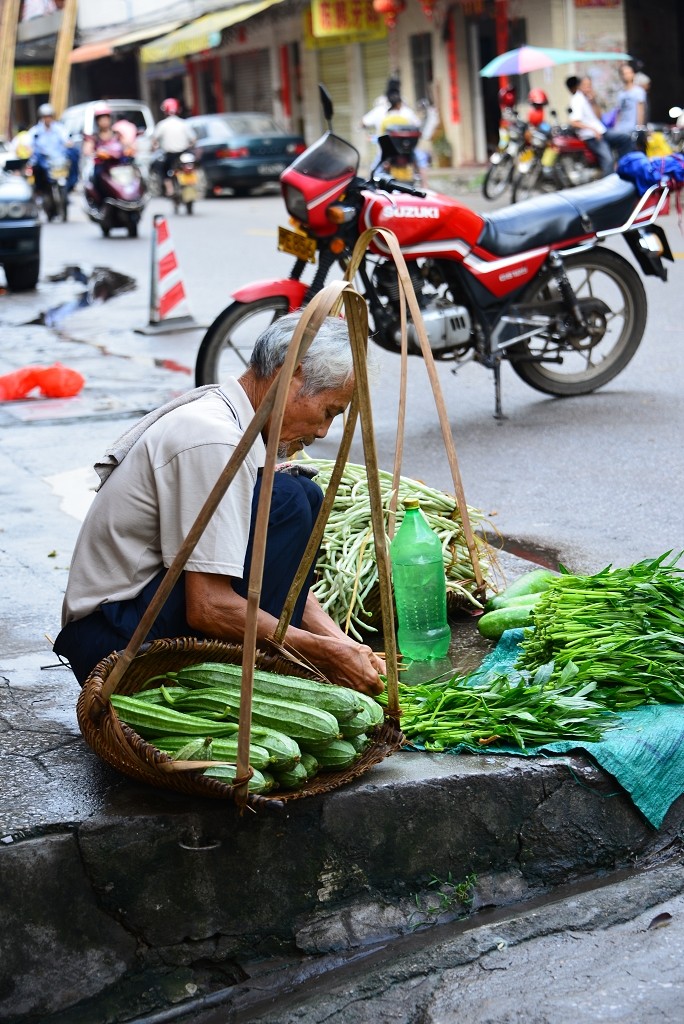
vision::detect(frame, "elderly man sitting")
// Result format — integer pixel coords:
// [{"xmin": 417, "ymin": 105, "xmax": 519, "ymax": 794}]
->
[{"xmin": 54, "ymin": 313, "xmax": 385, "ymax": 695}]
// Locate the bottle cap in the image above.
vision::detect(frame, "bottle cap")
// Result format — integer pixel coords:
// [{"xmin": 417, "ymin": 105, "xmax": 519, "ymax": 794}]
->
[{"xmin": 403, "ymin": 498, "xmax": 420, "ymax": 510}]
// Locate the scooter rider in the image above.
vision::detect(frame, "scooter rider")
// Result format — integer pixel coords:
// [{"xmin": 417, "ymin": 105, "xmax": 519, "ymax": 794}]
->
[
  {"xmin": 29, "ymin": 103, "xmax": 69, "ymax": 199},
  {"xmin": 152, "ymin": 98, "xmax": 197, "ymax": 197},
  {"xmin": 82, "ymin": 103, "xmax": 124, "ymax": 203}
]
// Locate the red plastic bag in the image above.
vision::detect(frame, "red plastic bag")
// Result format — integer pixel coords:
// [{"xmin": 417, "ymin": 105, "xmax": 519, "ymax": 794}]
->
[{"xmin": 0, "ymin": 363, "xmax": 85, "ymax": 401}]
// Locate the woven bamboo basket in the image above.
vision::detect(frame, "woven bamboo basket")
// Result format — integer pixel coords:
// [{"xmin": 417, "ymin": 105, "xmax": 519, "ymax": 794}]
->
[{"xmin": 76, "ymin": 637, "xmax": 404, "ymax": 810}]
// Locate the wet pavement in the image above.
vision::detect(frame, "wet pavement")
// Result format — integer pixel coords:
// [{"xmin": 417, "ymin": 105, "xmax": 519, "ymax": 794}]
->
[{"xmin": 1, "ymin": 199, "xmax": 684, "ymax": 1023}]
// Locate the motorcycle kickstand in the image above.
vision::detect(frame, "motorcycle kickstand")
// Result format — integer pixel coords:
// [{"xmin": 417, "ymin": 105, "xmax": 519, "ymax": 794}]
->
[{"xmin": 493, "ymin": 360, "xmax": 505, "ymax": 420}]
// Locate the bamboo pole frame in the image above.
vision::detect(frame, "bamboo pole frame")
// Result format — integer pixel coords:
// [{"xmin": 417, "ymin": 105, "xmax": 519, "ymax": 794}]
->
[
  {"xmin": 339, "ymin": 226, "xmax": 486, "ymax": 596},
  {"xmin": 49, "ymin": 0, "xmax": 79, "ymax": 118},
  {"xmin": 0, "ymin": 0, "xmax": 21, "ymax": 140}
]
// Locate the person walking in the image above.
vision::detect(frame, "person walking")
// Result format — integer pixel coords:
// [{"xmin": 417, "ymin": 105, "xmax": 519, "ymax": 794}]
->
[
  {"xmin": 568, "ymin": 75, "xmax": 632, "ymax": 176},
  {"xmin": 613, "ymin": 62, "xmax": 647, "ymax": 135}
]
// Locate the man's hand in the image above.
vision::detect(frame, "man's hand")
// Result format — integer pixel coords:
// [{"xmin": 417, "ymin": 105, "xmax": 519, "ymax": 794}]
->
[{"xmin": 309, "ymin": 636, "xmax": 386, "ymax": 696}]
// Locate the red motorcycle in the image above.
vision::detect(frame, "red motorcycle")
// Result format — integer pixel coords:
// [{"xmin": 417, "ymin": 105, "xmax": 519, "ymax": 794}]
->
[
  {"xmin": 513, "ymin": 125, "xmax": 603, "ymax": 203},
  {"xmin": 195, "ymin": 86, "xmax": 674, "ymax": 417}
]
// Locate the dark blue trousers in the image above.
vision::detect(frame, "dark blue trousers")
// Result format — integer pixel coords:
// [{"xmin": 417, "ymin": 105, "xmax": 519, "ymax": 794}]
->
[{"xmin": 54, "ymin": 473, "xmax": 323, "ymax": 684}]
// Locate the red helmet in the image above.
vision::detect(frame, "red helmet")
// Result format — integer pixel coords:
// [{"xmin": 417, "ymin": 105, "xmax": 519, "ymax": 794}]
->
[
  {"xmin": 93, "ymin": 103, "xmax": 112, "ymax": 119},
  {"xmin": 161, "ymin": 98, "xmax": 180, "ymax": 115},
  {"xmin": 498, "ymin": 87, "xmax": 516, "ymax": 108},
  {"xmin": 528, "ymin": 88, "xmax": 548, "ymax": 107}
]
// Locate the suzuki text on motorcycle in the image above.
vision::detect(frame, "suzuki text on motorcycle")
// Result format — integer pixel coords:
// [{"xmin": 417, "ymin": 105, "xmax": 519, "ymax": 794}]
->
[{"xmin": 195, "ymin": 86, "xmax": 675, "ymax": 418}]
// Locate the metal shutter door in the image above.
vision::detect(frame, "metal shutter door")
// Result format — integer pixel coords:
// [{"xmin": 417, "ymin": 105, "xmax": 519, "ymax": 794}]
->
[
  {"xmin": 361, "ymin": 39, "xmax": 390, "ymax": 111},
  {"xmin": 318, "ymin": 46, "xmax": 352, "ymax": 143},
  {"xmin": 232, "ymin": 49, "xmax": 272, "ymax": 112}
]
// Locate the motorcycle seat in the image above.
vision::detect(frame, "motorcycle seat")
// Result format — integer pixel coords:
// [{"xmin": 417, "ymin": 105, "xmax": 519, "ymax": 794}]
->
[{"xmin": 477, "ymin": 174, "xmax": 640, "ymax": 257}]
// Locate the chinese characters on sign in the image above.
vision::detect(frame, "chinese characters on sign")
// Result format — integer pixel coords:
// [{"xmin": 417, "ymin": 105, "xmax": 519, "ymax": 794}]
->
[
  {"xmin": 311, "ymin": 0, "xmax": 385, "ymax": 38},
  {"xmin": 13, "ymin": 65, "xmax": 52, "ymax": 95}
]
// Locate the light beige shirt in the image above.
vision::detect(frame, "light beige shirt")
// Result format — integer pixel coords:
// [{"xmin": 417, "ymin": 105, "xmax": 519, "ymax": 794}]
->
[{"xmin": 62, "ymin": 380, "xmax": 265, "ymax": 624}]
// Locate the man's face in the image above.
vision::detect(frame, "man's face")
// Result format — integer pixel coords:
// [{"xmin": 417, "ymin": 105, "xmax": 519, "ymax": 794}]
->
[
  {"xmin": 579, "ymin": 78, "xmax": 593, "ymax": 97},
  {"xmin": 276, "ymin": 373, "xmax": 355, "ymax": 458}
]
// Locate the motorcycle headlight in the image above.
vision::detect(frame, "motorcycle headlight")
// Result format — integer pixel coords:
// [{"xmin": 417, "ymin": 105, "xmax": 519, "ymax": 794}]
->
[{"xmin": 282, "ymin": 183, "xmax": 307, "ymax": 225}]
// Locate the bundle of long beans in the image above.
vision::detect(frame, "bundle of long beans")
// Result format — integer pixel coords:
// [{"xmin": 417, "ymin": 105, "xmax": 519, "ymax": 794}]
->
[
  {"xmin": 515, "ymin": 553, "xmax": 684, "ymax": 709},
  {"xmin": 305, "ymin": 458, "xmax": 494, "ymax": 639},
  {"xmin": 378, "ymin": 664, "xmax": 610, "ymax": 750}
]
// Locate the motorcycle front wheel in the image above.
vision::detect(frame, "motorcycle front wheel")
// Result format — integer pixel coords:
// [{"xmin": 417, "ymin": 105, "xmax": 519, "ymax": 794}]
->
[
  {"xmin": 509, "ymin": 248, "xmax": 647, "ymax": 397},
  {"xmin": 195, "ymin": 297, "xmax": 290, "ymax": 386},
  {"xmin": 482, "ymin": 154, "xmax": 514, "ymax": 200},
  {"xmin": 511, "ymin": 158, "xmax": 543, "ymax": 203}
]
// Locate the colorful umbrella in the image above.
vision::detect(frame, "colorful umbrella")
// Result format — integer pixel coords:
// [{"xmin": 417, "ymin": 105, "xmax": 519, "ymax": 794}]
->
[{"xmin": 479, "ymin": 46, "xmax": 632, "ymax": 78}]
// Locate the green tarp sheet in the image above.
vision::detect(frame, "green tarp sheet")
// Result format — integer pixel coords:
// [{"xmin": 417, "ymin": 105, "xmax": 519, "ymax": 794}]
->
[{"xmin": 412, "ymin": 629, "xmax": 684, "ymax": 829}]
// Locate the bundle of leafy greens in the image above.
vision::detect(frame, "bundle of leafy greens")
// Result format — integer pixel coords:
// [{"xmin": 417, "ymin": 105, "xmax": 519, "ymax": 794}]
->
[
  {"xmin": 515, "ymin": 553, "xmax": 684, "ymax": 709},
  {"xmin": 379, "ymin": 663, "xmax": 611, "ymax": 751}
]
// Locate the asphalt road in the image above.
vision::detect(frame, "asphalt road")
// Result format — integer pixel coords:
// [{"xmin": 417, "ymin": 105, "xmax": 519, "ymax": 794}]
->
[{"xmin": 14, "ymin": 177, "xmax": 684, "ymax": 576}]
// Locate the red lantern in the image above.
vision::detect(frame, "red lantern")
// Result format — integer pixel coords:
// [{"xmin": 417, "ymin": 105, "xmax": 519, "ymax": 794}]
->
[
  {"xmin": 373, "ymin": 0, "xmax": 405, "ymax": 29},
  {"xmin": 420, "ymin": 0, "xmax": 437, "ymax": 17}
]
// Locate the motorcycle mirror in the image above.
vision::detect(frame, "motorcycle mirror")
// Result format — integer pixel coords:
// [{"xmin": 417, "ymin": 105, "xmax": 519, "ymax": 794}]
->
[
  {"xmin": 319, "ymin": 84, "xmax": 334, "ymax": 130},
  {"xmin": 668, "ymin": 106, "xmax": 683, "ymax": 119}
]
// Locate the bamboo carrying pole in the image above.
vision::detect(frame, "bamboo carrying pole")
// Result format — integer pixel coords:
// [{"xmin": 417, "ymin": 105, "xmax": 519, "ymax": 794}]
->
[
  {"xmin": 339, "ymin": 226, "xmax": 486, "ymax": 596},
  {"xmin": 0, "ymin": 0, "xmax": 21, "ymax": 140},
  {"xmin": 49, "ymin": 0, "xmax": 79, "ymax": 118}
]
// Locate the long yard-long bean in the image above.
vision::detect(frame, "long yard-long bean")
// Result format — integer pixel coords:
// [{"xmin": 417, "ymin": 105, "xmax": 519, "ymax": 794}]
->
[{"xmin": 304, "ymin": 458, "xmax": 494, "ymax": 638}]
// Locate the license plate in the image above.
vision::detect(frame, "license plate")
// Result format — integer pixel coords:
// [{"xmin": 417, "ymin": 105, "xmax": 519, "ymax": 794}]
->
[
  {"xmin": 177, "ymin": 171, "xmax": 197, "ymax": 185},
  {"xmin": 278, "ymin": 226, "xmax": 316, "ymax": 263},
  {"xmin": 258, "ymin": 162, "xmax": 286, "ymax": 175},
  {"xmin": 518, "ymin": 149, "xmax": 534, "ymax": 164}
]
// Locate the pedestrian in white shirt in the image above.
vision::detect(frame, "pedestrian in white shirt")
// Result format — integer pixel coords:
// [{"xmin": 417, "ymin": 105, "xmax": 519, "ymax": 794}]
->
[{"xmin": 569, "ymin": 76, "xmax": 632, "ymax": 176}]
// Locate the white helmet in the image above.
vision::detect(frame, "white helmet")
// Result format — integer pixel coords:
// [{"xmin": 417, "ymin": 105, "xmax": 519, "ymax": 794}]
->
[{"xmin": 38, "ymin": 103, "xmax": 55, "ymax": 118}]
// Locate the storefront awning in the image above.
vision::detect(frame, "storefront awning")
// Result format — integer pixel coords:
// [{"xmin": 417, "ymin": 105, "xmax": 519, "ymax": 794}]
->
[
  {"xmin": 110, "ymin": 21, "xmax": 185, "ymax": 52},
  {"xmin": 68, "ymin": 20, "xmax": 184, "ymax": 64},
  {"xmin": 69, "ymin": 41, "xmax": 114, "ymax": 64},
  {"xmin": 140, "ymin": 0, "xmax": 286, "ymax": 65}
]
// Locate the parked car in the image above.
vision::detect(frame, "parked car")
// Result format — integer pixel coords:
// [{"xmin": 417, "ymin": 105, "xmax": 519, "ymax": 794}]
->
[
  {"xmin": 0, "ymin": 167, "xmax": 41, "ymax": 291},
  {"xmin": 184, "ymin": 112, "xmax": 306, "ymax": 197},
  {"xmin": 60, "ymin": 99, "xmax": 156, "ymax": 179}
]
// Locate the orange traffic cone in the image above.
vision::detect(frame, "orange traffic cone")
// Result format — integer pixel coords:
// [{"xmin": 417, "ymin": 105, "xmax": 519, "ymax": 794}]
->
[{"xmin": 137, "ymin": 213, "xmax": 199, "ymax": 334}]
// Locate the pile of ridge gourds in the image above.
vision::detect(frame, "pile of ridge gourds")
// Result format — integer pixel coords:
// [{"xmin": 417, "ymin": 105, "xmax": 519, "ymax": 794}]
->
[{"xmin": 111, "ymin": 661, "xmax": 385, "ymax": 795}]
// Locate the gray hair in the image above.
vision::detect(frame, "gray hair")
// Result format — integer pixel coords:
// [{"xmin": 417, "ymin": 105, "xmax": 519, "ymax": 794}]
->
[{"xmin": 250, "ymin": 312, "xmax": 361, "ymax": 396}]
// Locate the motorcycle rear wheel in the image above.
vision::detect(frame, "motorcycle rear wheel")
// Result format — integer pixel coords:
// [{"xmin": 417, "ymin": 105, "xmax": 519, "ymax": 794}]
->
[
  {"xmin": 482, "ymin": 154, "xmax": 514, "ymax": 200},
  {"xmin": 509, "ymin": 249, "xmax": 646, "ymax": 397},
  {"xmin": 52, "ymin": 183, "xmax": 67, "ymax": 222},
  {"xmin": 195, "ymin": 296, "xmax": 290, "ymax": 386}
]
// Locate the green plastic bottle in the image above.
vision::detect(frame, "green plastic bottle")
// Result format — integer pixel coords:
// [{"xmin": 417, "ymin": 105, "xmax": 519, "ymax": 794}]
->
[{"xmin": 390, "ymin": 498, "xmax": 451, "ymax": 662}]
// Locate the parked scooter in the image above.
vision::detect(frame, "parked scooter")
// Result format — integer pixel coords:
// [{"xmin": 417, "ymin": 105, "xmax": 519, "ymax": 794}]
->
[
  {"xmin": 482, "ymin": 86, "xmax": 527, "ymax": 200},
  {"xmin": 195, "ymin": 85, "xmax": 675, "ymax": 418},
  {"xmin": 83, "ymin": 140, "xmax": 146, "ymax": 238}
]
